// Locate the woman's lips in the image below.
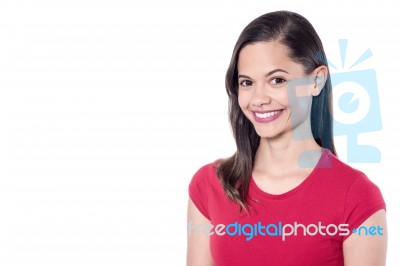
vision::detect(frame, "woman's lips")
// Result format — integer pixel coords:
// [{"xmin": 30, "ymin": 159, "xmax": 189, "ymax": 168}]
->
[{"xmin": 252, "ymin": 110, "xmax": 283, "ymax": 123}]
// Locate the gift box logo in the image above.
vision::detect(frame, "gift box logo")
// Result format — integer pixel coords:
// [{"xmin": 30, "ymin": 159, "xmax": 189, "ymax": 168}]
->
[{"xmin": 330, "ymin": 39, "xmax": 382, "ymax": 163}]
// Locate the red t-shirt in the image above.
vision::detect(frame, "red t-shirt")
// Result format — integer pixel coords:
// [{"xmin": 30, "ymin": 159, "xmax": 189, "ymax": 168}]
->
[{"xmin": 188, "ymin": 148, "xmax": 386, "ymax": 266}]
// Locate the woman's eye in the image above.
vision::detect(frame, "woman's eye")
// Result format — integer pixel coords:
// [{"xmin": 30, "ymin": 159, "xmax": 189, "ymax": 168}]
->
[
  {"xmin": 239, "ymin": 80, "xmax": 253, "ymax": 87},
  {"xmin": 270, "ymin": 77, "xmax": 286, "ymax": 85}
]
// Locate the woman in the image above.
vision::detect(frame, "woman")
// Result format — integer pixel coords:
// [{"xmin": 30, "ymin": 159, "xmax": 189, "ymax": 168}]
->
[{"xmin": 187, "ymin": 10, "xmax": 386, "ymax": 266}]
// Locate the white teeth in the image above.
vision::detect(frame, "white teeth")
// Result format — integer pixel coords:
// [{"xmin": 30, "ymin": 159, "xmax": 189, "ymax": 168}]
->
[{"xmin": 255, "ymin": 110, "xmax": 281, "ymax": 118}]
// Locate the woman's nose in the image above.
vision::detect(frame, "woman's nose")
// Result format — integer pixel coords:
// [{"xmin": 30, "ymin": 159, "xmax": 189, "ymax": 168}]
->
[{"xmin": 250, "ymin": 85, "xmax": 272, "ymax": 107}]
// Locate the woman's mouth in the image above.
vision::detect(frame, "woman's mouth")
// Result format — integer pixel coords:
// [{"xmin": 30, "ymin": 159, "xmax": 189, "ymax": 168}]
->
[{"xmin": 252, "ymin": 110, "xmax": 283, "ymax": 123}]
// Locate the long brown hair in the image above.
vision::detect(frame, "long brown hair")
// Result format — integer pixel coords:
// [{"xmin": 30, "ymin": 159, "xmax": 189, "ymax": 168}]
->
[{"xmin": 216, "ymin": 10, "xmax": 337, "ymax": 213}]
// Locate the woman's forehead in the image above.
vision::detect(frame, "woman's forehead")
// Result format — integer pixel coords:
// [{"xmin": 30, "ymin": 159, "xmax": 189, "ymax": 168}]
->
[{"xmin": 237, "ymin": 42, "xmax": 303, "ymax": 75}]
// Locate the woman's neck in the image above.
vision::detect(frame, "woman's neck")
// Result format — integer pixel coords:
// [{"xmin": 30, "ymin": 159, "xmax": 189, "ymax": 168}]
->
[{"xmin": 253, "ymin": 133, "xmax": 322, "ymax": 177}]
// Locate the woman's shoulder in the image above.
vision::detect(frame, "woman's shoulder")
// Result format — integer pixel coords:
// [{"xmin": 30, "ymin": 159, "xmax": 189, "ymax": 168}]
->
[
  {"xmin": 188, "ymin": 159, "xmax": 222, "ymax": 220},
  {"xmin": 329, "ymin": 154, "xmax": 387, "ymax": 237},
  {"xmin": 323, "ymin": 149, "xmax": 383, "ymax": 195},
  {"xmin": 324, "ymin": 149, "xmax": 366, "ymax": 181},
  {"xmin": 190, "ymin": 159, "xmax": 220, "ymax": 184}
]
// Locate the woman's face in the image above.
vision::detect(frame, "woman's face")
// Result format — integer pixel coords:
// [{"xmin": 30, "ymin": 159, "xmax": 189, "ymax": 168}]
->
[{"xmin": 237, "ymin": 41, "xmax": 323, "ymax": 140}]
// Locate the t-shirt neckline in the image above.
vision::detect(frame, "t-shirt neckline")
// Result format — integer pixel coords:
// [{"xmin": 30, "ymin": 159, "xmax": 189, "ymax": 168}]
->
[{"xmin": 249, "ymin": 148, "xmax": 331, "ymax": 200}]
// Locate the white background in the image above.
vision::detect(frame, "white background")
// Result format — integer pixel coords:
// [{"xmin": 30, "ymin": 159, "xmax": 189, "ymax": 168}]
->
[{"xmin": 0, "ymin": 0, "xmax": 399, "ymax": 265}]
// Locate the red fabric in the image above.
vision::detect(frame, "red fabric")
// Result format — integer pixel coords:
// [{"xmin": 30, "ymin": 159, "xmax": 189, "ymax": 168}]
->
[{"xmin": 188, "ymin": 148, "xmax": 386, "ymax": 266}]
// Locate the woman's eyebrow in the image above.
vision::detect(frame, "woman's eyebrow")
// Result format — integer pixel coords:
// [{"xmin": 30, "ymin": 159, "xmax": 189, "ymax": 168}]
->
[{"xmin": 238, "ymin": 69, "xmax": 289, "ymax": 79}]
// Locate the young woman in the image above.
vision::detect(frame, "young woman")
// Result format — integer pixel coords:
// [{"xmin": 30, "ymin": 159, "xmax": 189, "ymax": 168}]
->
[{"xmin": 187, "ymin": 11, "xmax": 387, "ymax": 266}]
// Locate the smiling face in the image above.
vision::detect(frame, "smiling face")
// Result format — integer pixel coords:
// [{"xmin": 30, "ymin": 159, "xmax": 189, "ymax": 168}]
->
[{"xmin": 237, "ymin": 41, "xmax": 323, "ymax": 140}]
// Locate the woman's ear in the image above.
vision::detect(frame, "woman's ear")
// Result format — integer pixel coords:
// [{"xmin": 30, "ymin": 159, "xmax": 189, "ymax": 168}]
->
[{"xmin": 312, "ymin": 65, "xmax": 328, "ymax": 96}]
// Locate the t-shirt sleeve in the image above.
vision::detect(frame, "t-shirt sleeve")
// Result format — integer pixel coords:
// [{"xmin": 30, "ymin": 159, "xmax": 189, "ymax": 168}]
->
[
  {"xmin": 342, "ymin": 172, "xmax": 386, "ymax": 240},
  {"xmin": 188, "ymin": 164, "xmax": 212, "ymax": 220}
]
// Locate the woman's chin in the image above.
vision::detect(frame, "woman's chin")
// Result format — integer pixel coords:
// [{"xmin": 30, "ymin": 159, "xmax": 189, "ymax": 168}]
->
[{"xmin": 254, "ymin": 128, "xmax": 284, "ymax": 139}]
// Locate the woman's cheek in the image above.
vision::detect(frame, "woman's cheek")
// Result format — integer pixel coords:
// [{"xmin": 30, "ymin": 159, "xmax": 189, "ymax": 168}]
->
[{"xmin": 237, "ymin": 93, "xmax": 247, "ymax": 110}]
